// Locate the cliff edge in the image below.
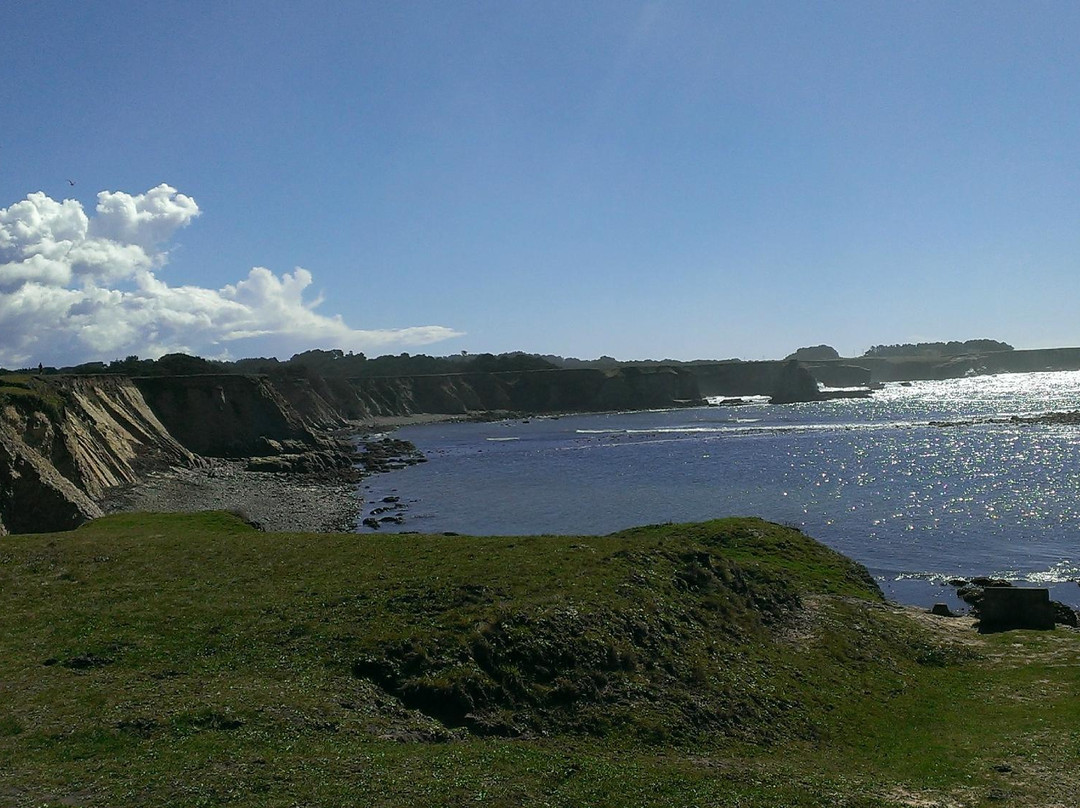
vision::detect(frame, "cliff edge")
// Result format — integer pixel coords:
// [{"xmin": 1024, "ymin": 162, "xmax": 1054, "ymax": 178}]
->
[{"xmin": 0, "ymin": 375, "xmax": 200, "ymax": 534}]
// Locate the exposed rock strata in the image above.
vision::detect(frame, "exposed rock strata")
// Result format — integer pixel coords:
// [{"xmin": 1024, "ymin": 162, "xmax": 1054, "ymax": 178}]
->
[
  {"xmin": 0, "ymin": 376, "xmax": 201, "ymax": 534},
  {"xmin": 0, "ymin": 424, "xmax": 100, "ymax": 534},
  {"xmin": 0, "ymin": 361, "xmax": 862, "ymax": 534},
  {"xmin": 133, "ymin": 374, "xmax": 322, "ymax": 457}
]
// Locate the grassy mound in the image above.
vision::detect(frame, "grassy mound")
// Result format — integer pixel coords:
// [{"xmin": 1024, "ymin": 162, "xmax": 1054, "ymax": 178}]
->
[
  {"xmin": 343, "ymin": 519, "xmax": 889, "ymax": 742},
  {"xmin": 1, "ymin": 512, "xmax": 1077, "ymax": 806}
]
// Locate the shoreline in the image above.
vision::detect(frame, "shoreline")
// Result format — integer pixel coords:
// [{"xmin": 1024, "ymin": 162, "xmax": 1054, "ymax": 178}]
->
[
  {"xmin": 98, "ymin": 415, "xmax": 452, "ymax": 534},
  {"xmin": 100, "ymin": 458, "xmax": 365, "ymax": 534},
  {"xmin": 100, "ymin": 424, "xmax": 435, "ymax": 534},
  {"xmin": 359, "ymin": 413, "xmax": 470, "ymax": 430}
]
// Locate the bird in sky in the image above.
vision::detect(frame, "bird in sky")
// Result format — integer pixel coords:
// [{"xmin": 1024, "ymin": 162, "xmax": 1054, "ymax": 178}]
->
[{"xmin": 67, "ymin": 179, "xmax": 75, "ymax": 186}]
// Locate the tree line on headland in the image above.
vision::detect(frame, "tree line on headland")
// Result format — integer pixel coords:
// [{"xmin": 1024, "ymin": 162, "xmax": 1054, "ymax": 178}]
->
[
  {"xmin": 22, "ymin": 349, "xmax": 559, "ymax": 379},
  {"xmin": 861, "ymin": 339, "xmax": 1013, "ymax": 358},
  {"xmin": 13, "ymin": 338, "xmax": 1013, "ymax": 378}
]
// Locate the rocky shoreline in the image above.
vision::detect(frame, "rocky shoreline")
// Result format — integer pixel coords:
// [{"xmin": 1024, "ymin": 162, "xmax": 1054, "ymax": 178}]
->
[
  {"xmin": 929, "ymin": 410, "xmax": 1080, "ymax": 428},
  {"xmin": 100, "ymin": 430, "xmax": 429, "ymax": 534}
]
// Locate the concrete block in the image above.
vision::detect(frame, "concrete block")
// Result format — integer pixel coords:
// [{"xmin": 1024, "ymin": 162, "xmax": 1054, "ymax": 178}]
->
[{"xmin": 979, "ymin": 587, "xmax": 1054, "ymax": 632}]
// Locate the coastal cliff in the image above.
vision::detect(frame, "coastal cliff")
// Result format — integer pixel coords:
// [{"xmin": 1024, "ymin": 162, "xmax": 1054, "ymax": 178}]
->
[
  {"xmin": 685, "ymin": 360, "xmax": 871, "ymax": 396},
  {"xmin": 0, "ymin": 376, "xmax": 199, "ymax": 534},
  {"xmin": 8, "ymin": 341, "xmax": 1080, "ymax": 535},
  {"xmin": 857, "ymin": 346, "xmax": 1080, "ymax": 382},
  {"xmin": 133, "ymin": 374, "xmax": 324, "ymax": 457},
  {"xmin": 0, "ymin": 365, "xmax": 709, "ymax": 533},
  {"xmin": 347, "ymin": 366, "xmax": 703, "ymax": 416}
]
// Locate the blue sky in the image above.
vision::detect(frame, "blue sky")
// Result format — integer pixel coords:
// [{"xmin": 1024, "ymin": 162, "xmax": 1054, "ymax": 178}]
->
[{"xmin": 1, "ymin": 1, "xmax": 1078, "ymax": 366}]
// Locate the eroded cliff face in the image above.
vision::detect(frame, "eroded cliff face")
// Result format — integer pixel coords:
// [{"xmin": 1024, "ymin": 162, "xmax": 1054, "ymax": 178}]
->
[
  {"xmin": 0, "ymin": 363, "xmax": 770, "ymax": 534},
  {"xmin": 689, "ymin": 361, "xmax": 787, "ymax": 397},
  {"xmin": 854, "ymin": 348, "xmax": 1080, "ymax": 383},
  {"xmin": 344, "ymin": 366, "xmax": 702, "ymax": 416},
  {"xmin": 133, "ymin": 375, "xmax": 322, "ymax": 457},
  {"xmin": 60, "ymin": 377, "xmax": 199, "ymax": 497},
  {"xmin": 0, "ymin": 419, "xmax": 101, "ymax": 534},
  {"xmin": 0, "ymin": 376, "xmax": 200, "ymax": 534}
]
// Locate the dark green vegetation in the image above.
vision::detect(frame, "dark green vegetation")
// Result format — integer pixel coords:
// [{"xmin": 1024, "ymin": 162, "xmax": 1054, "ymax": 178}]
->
[
  {"xmin": 785, "ymin": 345, "xmax": 841, "ymax": 361},
  {"xmin": 45, "ymin": 349, "xmax": 559, "ymax": 379},
  {"xmin": 34, "ymin": 339, "xmax": 1015, "ymax": 379},
  {"xmin": 0, "ymin": 374, "xmax": 65, "ymax": 420},
  {"xmin": 2, "ymin": 514, "xmax": 1078, "ymax": 807},
  {"xmin": 862, "ymin": 340, "xmax": 1013, "ymax": 358}
]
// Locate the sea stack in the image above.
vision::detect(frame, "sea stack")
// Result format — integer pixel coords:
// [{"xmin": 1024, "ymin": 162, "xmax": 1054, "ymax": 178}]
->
[{"xmin": 768, "ymin": 359, "xmax": 822, "ymax": 405}]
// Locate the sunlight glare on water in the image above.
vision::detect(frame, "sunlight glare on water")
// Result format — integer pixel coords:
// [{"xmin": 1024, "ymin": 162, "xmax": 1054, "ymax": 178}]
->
[{"xmin": 360, "ymin": 372, "xmax": 1080, "ymax": 608}]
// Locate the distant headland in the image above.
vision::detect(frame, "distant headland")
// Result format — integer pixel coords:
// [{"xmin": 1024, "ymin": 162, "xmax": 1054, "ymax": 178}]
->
[{"xmin": 4, "ymin": 338, "xmax": 1080, "ymax": 535}]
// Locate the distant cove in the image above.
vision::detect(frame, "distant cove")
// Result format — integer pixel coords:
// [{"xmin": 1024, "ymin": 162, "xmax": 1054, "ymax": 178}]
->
[{"xmin": 361, "ymin": 370, "xmax": 1080, "ymax": 611}]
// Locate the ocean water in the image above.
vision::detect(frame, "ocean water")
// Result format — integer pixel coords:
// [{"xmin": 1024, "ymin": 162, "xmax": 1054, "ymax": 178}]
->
[{"xmin": 359, "ymin": 371, "xmax": 1080, "ymax": 610}]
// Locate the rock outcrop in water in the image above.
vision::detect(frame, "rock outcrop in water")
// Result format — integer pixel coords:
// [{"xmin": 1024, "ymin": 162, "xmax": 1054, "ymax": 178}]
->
[{"xmin": 768, "ymin": 360, "xmax": 822, "ymax": 405}]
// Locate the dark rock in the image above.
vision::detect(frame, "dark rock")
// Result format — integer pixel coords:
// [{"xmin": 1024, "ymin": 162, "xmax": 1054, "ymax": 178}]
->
[
  {"xmin": 768, "ymin": 360, "xmax": 821, "ymax": 405},
  {"xmin": 246, "ymin": 449, "xmax": 357, "ymax": 474},
  {"xmin": 956, "ymin": 583, "xmax": 984, "ymax": 605},
  {"xmin": 1051, "ymin": 600, "xmax": 1078, "ymax": 627},
  {"xmin": 804, "ymin": 362, "xmax": 871, "ymax": 388},
  {"xmin": 978, "ymin": 587, "xmax": 1054, "ymax": 632},
  {"xmin": 246, "ymin": 456, "xmax": 291, "ymax": 473},
  {"xmin": 930, "ymin": 603, "xmax": 953, "ymax": 617},
  {"xmin": 971, "ymin": 576, "xmax": 1011, "ymax": 588},
  {"xmin": 254, "ymin": 437, "xmax": 285, "ymax": 455},
  {"xmin": 358, "ymin": 437, "xmax": 426, "ymax": 473}
]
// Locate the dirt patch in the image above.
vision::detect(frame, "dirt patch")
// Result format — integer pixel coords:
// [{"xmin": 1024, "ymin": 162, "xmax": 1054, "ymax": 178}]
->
[
  {"xmin": 884, "ymin": 787, "xmax": 962, "ymax": 807},
  {"xmin": 884, "ymin": 603, "xmax": 982, "ymax": 646}
]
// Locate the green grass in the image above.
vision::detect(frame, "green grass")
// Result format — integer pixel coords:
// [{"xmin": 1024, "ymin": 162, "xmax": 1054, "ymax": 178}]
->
[
  {"xmin": 0, "ymin": 373, "xmax": 66, "ymax": 420},
  {"xmin": 1, "ymin": 512, "xmax": 1077, "ymax": 806}
]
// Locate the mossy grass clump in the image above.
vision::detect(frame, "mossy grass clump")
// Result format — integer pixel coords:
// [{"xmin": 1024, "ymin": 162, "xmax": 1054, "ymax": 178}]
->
[
  {"xmin": 2, "ymin": 512, "xmax": 1078, "ymax": 806},
  {"xmin": 0, "ymin": 372, "xmax": 67, "ymax": 420}
]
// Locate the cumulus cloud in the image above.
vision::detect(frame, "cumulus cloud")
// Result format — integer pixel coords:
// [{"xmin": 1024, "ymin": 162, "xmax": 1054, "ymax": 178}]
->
[{"xmin": 0, "ymin": 185, "xmax": 463, "ymax": 366}]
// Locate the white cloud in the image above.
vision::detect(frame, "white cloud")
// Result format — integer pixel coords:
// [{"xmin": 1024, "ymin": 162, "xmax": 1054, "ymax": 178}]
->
[
  {"xmin": 90, "ymin": 184, "xmax": 200, "ymax": 249},
  {"xmin": 0, "ymin": 185, "xmax": 463, "ymax": 367}
]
